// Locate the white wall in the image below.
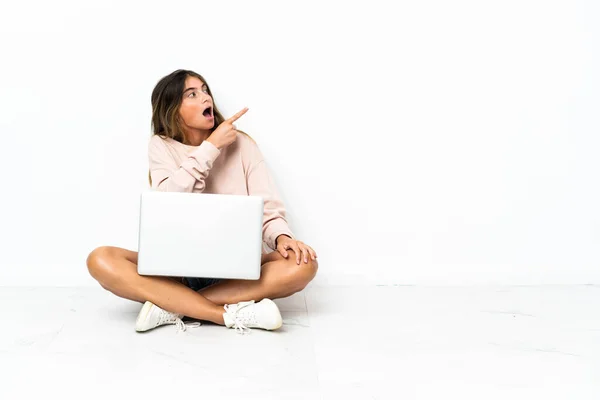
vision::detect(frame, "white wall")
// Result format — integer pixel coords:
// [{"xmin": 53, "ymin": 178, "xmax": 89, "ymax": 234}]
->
[{"xmin": 0, "ymin": 0, "xmax": 598, "ymax": 287}]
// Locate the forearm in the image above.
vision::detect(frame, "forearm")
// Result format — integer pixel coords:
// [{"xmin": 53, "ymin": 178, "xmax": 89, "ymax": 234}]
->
[{"xmin": 150, "ymin": 139, "xmax": 221, "ymax": 192}]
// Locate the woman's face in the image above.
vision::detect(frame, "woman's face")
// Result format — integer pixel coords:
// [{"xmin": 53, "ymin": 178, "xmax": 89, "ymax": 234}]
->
[{"xmin": 179, "ymin": 76, "xmax": 215, "ymax": 132}]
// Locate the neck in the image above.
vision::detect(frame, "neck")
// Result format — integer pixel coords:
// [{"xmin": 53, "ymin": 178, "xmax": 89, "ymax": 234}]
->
[{"xmin": 184, "ymin": 128, "xmax": 211, "ymax": 146}]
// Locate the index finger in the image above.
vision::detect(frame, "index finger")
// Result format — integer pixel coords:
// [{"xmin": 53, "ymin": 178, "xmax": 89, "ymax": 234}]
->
[{"xmin": 227, "ymin": 107, "xmax": 249, "ymax": 123}]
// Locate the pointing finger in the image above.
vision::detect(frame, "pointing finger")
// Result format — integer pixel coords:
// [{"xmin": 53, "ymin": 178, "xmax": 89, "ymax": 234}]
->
[{"xmin": 227, "ymin": 107, "xmax": 249, "ymax": 123}]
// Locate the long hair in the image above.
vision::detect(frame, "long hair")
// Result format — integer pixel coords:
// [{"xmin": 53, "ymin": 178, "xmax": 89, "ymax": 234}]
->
[{"xmin": 148, "ymin": 69, "xmax": 253, "ymax": 186}]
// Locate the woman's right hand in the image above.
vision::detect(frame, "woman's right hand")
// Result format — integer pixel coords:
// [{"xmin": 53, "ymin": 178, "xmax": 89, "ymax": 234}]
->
[{"xmin": 206, "ymin": 107, "xmax": 249, "ymax": 150}]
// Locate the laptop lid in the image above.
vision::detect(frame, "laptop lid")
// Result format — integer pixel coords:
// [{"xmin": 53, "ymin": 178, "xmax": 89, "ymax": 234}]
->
[{"xmin": 137, "ymin": 191, "xmax": 263, "ymax": 280}]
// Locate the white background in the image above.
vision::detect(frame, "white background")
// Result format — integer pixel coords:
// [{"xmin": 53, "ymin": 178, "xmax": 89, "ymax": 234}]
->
[{"xmin": 0, "ymin": 0, "xmax": 598, "ymax": 286}]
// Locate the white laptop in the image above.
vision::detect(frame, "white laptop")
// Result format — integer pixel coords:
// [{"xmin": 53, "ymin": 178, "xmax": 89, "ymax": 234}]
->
[{"xmin": 137, "ymin": 191, "xmax": 264, "ymax": 280}]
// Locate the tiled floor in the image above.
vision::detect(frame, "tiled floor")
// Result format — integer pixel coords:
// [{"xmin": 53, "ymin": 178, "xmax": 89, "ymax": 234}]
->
[{"xmin": 1, "ymin": 285, "xmax": 599, "ymax": 399}]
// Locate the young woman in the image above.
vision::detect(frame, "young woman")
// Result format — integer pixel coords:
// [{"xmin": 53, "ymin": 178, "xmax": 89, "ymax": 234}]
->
[{"xmin": 86, "ymin": 69, "xmax": 318, "ymax": 334}]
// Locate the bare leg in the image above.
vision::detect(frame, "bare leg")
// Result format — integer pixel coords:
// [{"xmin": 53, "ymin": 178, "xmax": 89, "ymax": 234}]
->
[
  {"xmin": 86, "ymin": 246, "xmax": 225, "ymax": 325},
  {"xmin": 199, "ymin": 251, "xmax": 318, "ymax": 306}
]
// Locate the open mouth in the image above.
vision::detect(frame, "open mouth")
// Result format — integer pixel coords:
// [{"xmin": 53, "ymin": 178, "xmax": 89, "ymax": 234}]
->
[{"xmin": 203, "ymin": 107, "xmax": 213, "ymax": 118}]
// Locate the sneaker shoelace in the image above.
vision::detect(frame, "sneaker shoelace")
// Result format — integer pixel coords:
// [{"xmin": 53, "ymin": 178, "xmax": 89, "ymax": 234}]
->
[
  {"xmin": 175, "ymin": 319, "xmax": 201, "ymax": 333},
  {"xmin": 224, "ymin": 301, "xmax": 257, "ymax": 335},
  {"xmin": 158, "ymin": 310, "xmax": 201, "ymax": 333}
]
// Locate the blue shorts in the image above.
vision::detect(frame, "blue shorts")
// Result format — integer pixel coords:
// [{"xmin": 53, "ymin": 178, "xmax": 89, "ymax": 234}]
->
[{"xmin": 183, "ymin": 277, "xmax": 223, "ymax": 292}]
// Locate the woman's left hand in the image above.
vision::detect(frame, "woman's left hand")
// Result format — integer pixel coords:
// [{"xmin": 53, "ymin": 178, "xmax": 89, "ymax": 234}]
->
[{"xmin": 276, "ymin": 235, "xmax": 317, "ymax": 265}]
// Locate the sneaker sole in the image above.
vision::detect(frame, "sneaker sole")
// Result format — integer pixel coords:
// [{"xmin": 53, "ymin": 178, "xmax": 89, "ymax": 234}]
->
[{"xmin": 135, "ymin": 301, "xmax": 154, "ymax": 332}]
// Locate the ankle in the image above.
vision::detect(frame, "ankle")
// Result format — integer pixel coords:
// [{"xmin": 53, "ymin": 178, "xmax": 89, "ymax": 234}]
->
[{"xmin": 214, "ymin": 306, "xmax": 226, "ymax": 325}]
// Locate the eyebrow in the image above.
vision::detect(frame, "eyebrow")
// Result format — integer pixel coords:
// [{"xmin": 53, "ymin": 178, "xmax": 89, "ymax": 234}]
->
[{"xmin": 183, "ymin": 84, "xmax": 207, "ymax": 94}]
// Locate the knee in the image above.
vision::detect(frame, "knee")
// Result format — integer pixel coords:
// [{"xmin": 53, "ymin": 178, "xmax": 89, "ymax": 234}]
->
[
  {"xmin": 86, "ymin": 246, "xmax": 119, "ymax": 285},
  {"xmin": 286, "ymin": 258, "xmax": 319, "ymax": 293}
]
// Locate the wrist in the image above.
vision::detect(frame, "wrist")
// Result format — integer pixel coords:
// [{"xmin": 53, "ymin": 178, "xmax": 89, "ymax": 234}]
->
[
  {"xmin": 275, "ymin": 234, "xmax": 291, "ymax": 247},
  {"xmin": 206, "ymin": 138, "xmax": 220, "ymax": 150}
]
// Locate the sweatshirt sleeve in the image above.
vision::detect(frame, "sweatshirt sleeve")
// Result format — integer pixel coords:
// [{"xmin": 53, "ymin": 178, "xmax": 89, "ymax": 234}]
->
[
  {"xmin": 245, "ymin": 139, "xmax": 295, "ymax": 250},
  {"xmin": 148, "ymin": 136, "xmax": 221, "ymax": 192}
]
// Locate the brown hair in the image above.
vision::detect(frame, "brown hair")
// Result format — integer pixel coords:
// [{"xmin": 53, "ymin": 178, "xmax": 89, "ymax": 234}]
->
[{"xmin": 148, "ymin": 69, "xmax": 253, "ymax": 186}]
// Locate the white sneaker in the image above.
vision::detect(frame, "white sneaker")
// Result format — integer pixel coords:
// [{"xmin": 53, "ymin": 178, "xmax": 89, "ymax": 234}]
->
[
  {"xmin": 223, "ymin": 299, "xmax": 283, "ymax": 334},
  {"xmin": 135, "ymin": 301, "xmax": 201, "ymax": 333}
]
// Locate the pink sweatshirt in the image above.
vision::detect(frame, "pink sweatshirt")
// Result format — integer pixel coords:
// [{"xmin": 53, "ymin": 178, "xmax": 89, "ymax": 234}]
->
[{"xmin": 147, "ymin": 133, "xmax": 295, "ymax": 253}]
